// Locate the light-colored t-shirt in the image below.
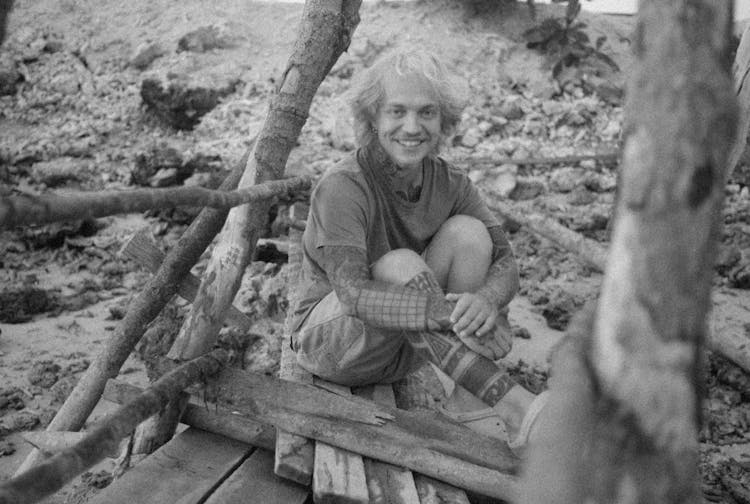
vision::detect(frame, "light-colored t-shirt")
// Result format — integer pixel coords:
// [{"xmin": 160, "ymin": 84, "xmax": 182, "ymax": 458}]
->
[{"xmin": 292, "ymin": 147, "xmax": 500, "ymax": 327}]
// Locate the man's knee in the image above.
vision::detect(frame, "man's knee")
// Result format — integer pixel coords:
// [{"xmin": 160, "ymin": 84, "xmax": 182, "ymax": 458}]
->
[
  {"xmin": 438, "ymin": 215, "xmax": 491, "ymax": 250},
  {"xmin": 371, "ymin": 249, "xmax": 428, "ymax": 285}
]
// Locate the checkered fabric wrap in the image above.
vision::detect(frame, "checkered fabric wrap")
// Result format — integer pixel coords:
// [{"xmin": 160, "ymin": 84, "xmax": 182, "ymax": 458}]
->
[{"xmin": 354, "ymin": 288, "xmax": 429, "ymax": 331}]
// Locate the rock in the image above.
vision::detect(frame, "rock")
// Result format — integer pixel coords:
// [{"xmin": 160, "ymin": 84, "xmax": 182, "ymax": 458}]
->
[
  {"xmin": 130, "ymin": 42, "xmax": 166, "ymax": 70},
  {"xmin": 568, "ymin": 186, "xmax": 597, "ymax": 206},
  {"xmin": 542, "ymin": 290, "xmax": 583, "ymax": 331},
  {"xmin": 27, "ymin": 360, "xmax": 61, "ymax": 388},
  {"xmin": 0, "ymin": 53, "xmax": 21, "ymax": 95},
  {"xmin": 601, "ymin": 119, "xmax": 621, "ymax": 140},
  {"xmin": 468, "ymin": 169, "xmax": 485, "ymax": 184},
  {"xmin": 509, "ymin": 177, "xmax": 545, "ymax": 201},
  {"xmin": 489, "ymin": 163, "xmax": 518, "ymax": 198},
  {"xmin": 131, "ymin": 144, "xmax": 191, "ymax": 186},
  {"xmin": 328, "ymin": 100, "xmax": 355, "ymax": 151},
  {"xmin": 715, "ymin": 244, "xmax": 741, "ymax": 274},
  {"xmin": 583, "ymin": 172, "xmax": 617, "ymax": 192},
  {"xmin": 0, "ymin": 440, "xmax": 15, "ymax": 457},
  {"xmin": 460, "ymin": 127, "xmax": 482, "ymax": 148},
  {"xmin": 549, "ymin": 167, "xmax": 585, "ymax": 193},
  {"xmin": 541, "ymin": 100, "xmax": 564, "ymax": 116},
  {"xmin": 583, "ymin": 74, "xmax": 624, "ymax": 106},
  {"xmin": 0, "ymin": 286, "xmax": 56, "ymax": 323},
  {"xmin": 50, "ymin": 375, "xmax": 77, "ymax": 404},
  {"xmin": 729, "ymin": 263, "xmax": 750, "ymax": 289},
  {"xmin": 496, "ymin": 99, "xmax": 524, "ymax": 120},
  {"xmin": 177, "ymin": 26, "xmax": 233, "ymax": 53},
  {"xmin": 0, "ymin": 387, "xmax": 27, "ymax": 413},
  {"xmin": 30, "ymin": 157, "xmax": 89, "ymax": 187},
  {"xmin": 140, "ymin": 61, "xmax": 240, "ymax": 130}
]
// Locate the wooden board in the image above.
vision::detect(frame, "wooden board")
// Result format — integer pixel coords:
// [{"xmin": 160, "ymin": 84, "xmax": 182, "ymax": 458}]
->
[
  {"xmin": 88, "ymin": 428, "xmax": 251, "ymax": 504},
  {"xmin": 275, "ymin": 208, "xmax": 316, "ymax": 486},
  {"xmin": 204, "ymin": 448, "xmax": 309, "ymax": 504},
  {"xmin": 313, "ymin": 380, "xmax": 370, "ymax": 504},
  {"xmin": 360, "ymin": 385, "xmax": 420, "ymax": 504}
]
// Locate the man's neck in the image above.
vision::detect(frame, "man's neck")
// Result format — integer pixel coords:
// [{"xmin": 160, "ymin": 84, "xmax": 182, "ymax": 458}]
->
[{"xmin": 370, "ymin": 144, "xmax": 424, "ymax": 202}]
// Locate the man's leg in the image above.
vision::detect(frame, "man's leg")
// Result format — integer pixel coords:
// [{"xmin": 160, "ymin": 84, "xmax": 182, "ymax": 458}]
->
[{"xmin": 373, "ymin": 217, "xmax": 536, "ymax": 439}]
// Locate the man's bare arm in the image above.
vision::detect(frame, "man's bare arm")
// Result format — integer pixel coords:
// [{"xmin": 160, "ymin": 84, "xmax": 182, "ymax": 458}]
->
[
  {"xmin": 475, "ymin": 226, "xmax": 520, "ymax": 309},
  {"xmin": 318, "ymin": 245, "xmax": 453, "ymax": 331}
]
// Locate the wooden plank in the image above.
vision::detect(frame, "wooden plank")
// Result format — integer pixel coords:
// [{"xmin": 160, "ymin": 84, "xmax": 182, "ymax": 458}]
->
[
  {"xmin": 87, "ymin": 428, "xmax": 252, "ymax": 504},
  {"xmin": 205, "ymin": 448, "xmax": 309, "ymax": 504},
  {"xmin": 120, "ymin": 228, "xmax": 252, "ymax": 332},
  {"xmin": 392, "ymin": 371, "xmax": 470, "ymax": 504},
  {"xmin": 313, "ymin": 380, "xmax": 369, "ymax": 504},
  {"xmin": 275, "ymin": 203, "xmax": 316, "ymax": 486},
  {"xmin": 102, "ymin": 380, "xmax": 276, "ymax": 451},
  {"xmin": 358, "ymin": 385, "xmax": 420, "ymax": 504},
  {"xmin": 211, "ymin": 367, "xmax": 519, "ymax": 501}
]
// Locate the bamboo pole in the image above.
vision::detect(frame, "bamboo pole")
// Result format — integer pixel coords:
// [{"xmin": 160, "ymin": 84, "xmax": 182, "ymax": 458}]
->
[
  {"xmin": 167, "ymin": 0, "xmax": 363, "ymax": 361},
  {"xmin": 0, "ymin": 350, "xmax": 228, "ymax": 504},
  {"xmin": 14, "ymin": 153, "xmax": 248, "ymax": 475},
  {"xmin": 0, "ymin": 176, "xmax": 312, "ymax": 229},
  {"xmin": 521, "ymin": 2, "xmax": 737, "ymax": 503}
]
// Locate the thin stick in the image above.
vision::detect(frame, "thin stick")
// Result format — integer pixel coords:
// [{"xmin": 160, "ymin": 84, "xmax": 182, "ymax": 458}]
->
[
  {"xmin": 0, "ymin": 350, "xmax": 229, "ymax": 504},
  {"xmin": 0, "ymin": 176, "xmax": 312, "ymax": 229}
]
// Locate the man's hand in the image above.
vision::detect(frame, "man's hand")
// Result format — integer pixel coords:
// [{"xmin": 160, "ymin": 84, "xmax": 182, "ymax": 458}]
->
[{"xmin": 446, "ymin": 292, "xmax": 513, "ymax": 360}]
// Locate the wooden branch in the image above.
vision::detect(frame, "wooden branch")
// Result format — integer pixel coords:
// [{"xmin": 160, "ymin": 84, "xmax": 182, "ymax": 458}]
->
[
  {"xmin": 20, "ymin": 432, "xmax": 120, "ymax": 459},
  {"xmin": 120, "ymin": 229, "xmax": 252, "ymax": 333},
  {"xmin": 131, "ymin": 392, "xmax": 188, "ymax": 455},
  {"xmin": 523, "ymin": 2, "xmax": 737, "ymax": 503},
  {"xmin": 102, "ymin": 380, "xmax": 276, "ymax": 451},
  {"xmin": 0, "ymin": 350, "xmax": 229, "ymax": 504},
  {"xmin": 167, "ymin": 0, "xmax": 363, "ymax": 361},
  {"xmin": 484, "ymin": 193, "xmax": 608, "ymax": 270},
  {"xmin": 461, "ymin": 151, "xmax": 619, "ymax": 168},
  {"xmin": 0, "ymin": 176, "xmax": 312, "ymax": 229},
  {"xmin": 729, "ymin": 23, "xmax": 750, "ymax": 173},
  {"xmin": 312, "ymin": 381, "xmax": 369, "ymax": 504},
  {"xmin": 210, "ymin": 367, "xmax": 519, "ymax": 501},
  {"xmin": 275, "ymin": 204, "xmax": 315, "ymax": 485},
  {"xmin": 14, "ymin": 154, "xmax": 248, "ymax": 476}
]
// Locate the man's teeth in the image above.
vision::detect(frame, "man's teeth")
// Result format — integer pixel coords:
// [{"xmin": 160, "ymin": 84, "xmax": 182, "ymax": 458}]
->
[{"xmin": 398, "ymin": 140, "xmax": 422, "ymax": 147}]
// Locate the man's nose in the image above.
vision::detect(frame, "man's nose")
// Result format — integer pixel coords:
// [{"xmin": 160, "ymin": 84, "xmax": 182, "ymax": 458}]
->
[{"xmin": 402, "ymin": 112, "xmax": 420, "ymax": 133}]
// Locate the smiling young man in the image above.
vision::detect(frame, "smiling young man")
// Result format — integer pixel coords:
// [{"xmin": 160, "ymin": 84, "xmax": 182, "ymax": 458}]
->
[{"xmin": 290, "ymin": 48, "xmax": 547, "ymax": 450}]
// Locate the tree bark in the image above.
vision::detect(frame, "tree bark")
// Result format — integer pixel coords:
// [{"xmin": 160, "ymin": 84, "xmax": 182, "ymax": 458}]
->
[
  {"xmin": 167, "ymin": 0, "xmax": 363, "ymax": 361},
  {"xmin": 0, "ymin": 350, "xmax": 228, "ymax": 504},
  {"xmin": 521, "ymin": 2, "xmax": 737, "ymax": 503},
  {"xmin": 14, "ymin": 153, "xmax": 248, "ymax": 475},
  {"xmin": 0, "ymin": 176, "xmax": 311, "ymax": 229}
]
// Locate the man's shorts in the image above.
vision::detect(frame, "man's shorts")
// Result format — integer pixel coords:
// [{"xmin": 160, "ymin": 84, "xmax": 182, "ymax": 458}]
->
[{"xmin": 293, "ymin": 291, "xmax": 420, "ymax": 386}]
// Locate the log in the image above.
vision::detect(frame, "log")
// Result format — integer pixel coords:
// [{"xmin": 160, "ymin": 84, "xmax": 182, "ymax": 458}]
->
[
  {"xmin": 0, "ymin": 176, "xmax": 312, "ymax": 229},
  {"xmin": 131, "ymin": 392, "xmax": 188, "ymax": 455},
  {"xmin": 14, "ymin": 152, "xmax": 248, "ymax": 476},
  {"xmin": 120, "ymin": 228, "xmax": 252, "ymax": 333},
  {"xmin": 312, "ymin": 381, "xmax": 369, "ymax": 504},
  {"xmin": 358, "ymin": 385, "xmax": 420, "ymax": 504},
  {"xmin": 0, "ymin": 349, "xmax": 229, "ymax": 504},
  {"xmin": 522, "ymin": 2, "xmax": 737, "ymax": 503},
  {"xmin": 102, "ymin": 380, "xmax": 275, "ymax": 451},
  {"xmin": 462, "ymin": 151, "xmax": 619, "ymax": 168},
  {"xmin": 274, "ymin": 205, "xmax": 316, "ymax": 485},
  {"xmin": 729, "ymin": 22, "xmax": 750, "ymax": 173},
  {"xmin": 20, "ymin": 432, "xmax": 120, "ymax": 459},
  {"xmin": 211, "ymin": 367, "xmax": 519, "ymax": 501},
  {"xmin": 167, "ymin": 0, "xmax": 363, "ymax": 361}
]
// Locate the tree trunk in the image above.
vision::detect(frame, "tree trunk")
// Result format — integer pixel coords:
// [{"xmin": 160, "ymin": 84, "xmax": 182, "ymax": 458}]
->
[
  {"xmin": 167, "ymin": 0, "xmax": 363, "ymax": 361},
  {"xmin": 521, "ymin": 2, "xmax": 737, "ymax": 503}
]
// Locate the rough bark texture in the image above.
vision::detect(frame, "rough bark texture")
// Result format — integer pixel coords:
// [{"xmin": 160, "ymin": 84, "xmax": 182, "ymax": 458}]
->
[
  {"xmin": 0, "ymin": 176, "xmax": 311, "ymax": 229},
  {"xmin": 0, "ymin": 350, "xmax": 228, "ymax": 504},
  {"xmin": 168, "ymin": 0, "xmax": 363, "ymax": 361},
  {"xmin": 14, "ymin": 153, "xmax": 248, "ymax": 475},
  {"xmin": 521, "ymin": 2, "xmax": 737, "ymax": 503}
]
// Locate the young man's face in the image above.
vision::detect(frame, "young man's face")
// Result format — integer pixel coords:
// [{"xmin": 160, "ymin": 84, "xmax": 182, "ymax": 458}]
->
[{"xmin": 375, "ymin": 72, "xmax": 442, "ymax": 174}]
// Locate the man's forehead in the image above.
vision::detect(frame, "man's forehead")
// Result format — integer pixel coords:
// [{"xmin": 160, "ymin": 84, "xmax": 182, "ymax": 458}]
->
[{"xmin": 381, "ymin": 72, "xmax": 439, "ymax": 106}]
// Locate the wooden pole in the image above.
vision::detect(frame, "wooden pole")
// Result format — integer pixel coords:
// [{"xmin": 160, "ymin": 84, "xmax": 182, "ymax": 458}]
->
[
  {"xmin": 167, "ymin": 0, "xmax": 362, "ymax": 361},
  {"xmin": 14, "ymin": 153, "xmax": 247, "ymax": 475},
  {"xmin": 0, "ymin": 176, "xmax": 312, "ymax": 229},
  {"xmin": 521, "ymin": 1, "xmax": 737, "ymax": 503},
  {"xmin": 0, "ymin": 350, "xmax": 228, "ymax": 504}
]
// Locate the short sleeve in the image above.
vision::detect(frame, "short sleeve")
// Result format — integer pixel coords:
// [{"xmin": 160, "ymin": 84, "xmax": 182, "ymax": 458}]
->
[{"xmin": 308, "ymin": 172, "xmax": 368, "ymax": 250}]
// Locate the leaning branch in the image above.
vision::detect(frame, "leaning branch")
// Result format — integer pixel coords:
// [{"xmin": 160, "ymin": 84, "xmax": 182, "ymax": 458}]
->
[
  {"xmin": 0, "ymin": 349, "xmax": 228, "ymax": 504},
  {"xmin": 0, "ymin": 176, "xmax": 312, "ymax": 229}
]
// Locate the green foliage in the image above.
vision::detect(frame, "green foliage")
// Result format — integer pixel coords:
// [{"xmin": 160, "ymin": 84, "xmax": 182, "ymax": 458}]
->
[{"xmin": 523, "ymin": 0, "xmax": 619, "ymax": 82}]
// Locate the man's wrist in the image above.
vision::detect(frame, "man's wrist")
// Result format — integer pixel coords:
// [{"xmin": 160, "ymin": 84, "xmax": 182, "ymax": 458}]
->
[{"xmin": 425, "ymin": 293, "xmax": 455, "ymax": 330}]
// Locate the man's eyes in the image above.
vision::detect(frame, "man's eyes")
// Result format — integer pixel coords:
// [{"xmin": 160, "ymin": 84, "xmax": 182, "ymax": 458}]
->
[
  {"xmin": 420, "ymin": 108, "xmax": 438, "ymax": 119},
  {"xmin": 385, "ymin": 108, "xmax": 438, "ymax": 119},
  {"xmin": 387, "ymin": 108, "xmax": 406, "ymax": 118}
]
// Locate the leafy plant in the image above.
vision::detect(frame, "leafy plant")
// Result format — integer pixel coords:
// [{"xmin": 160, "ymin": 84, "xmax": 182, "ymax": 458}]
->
[{"xmin": 523, "ymin": 0, "xmax": 619, "ymax": 82}]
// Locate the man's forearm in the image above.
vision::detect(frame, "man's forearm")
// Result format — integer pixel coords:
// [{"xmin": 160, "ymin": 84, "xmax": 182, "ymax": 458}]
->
[{"xmin": 476, "ymin": 226, "xmax": 520, "ymax": 308}]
